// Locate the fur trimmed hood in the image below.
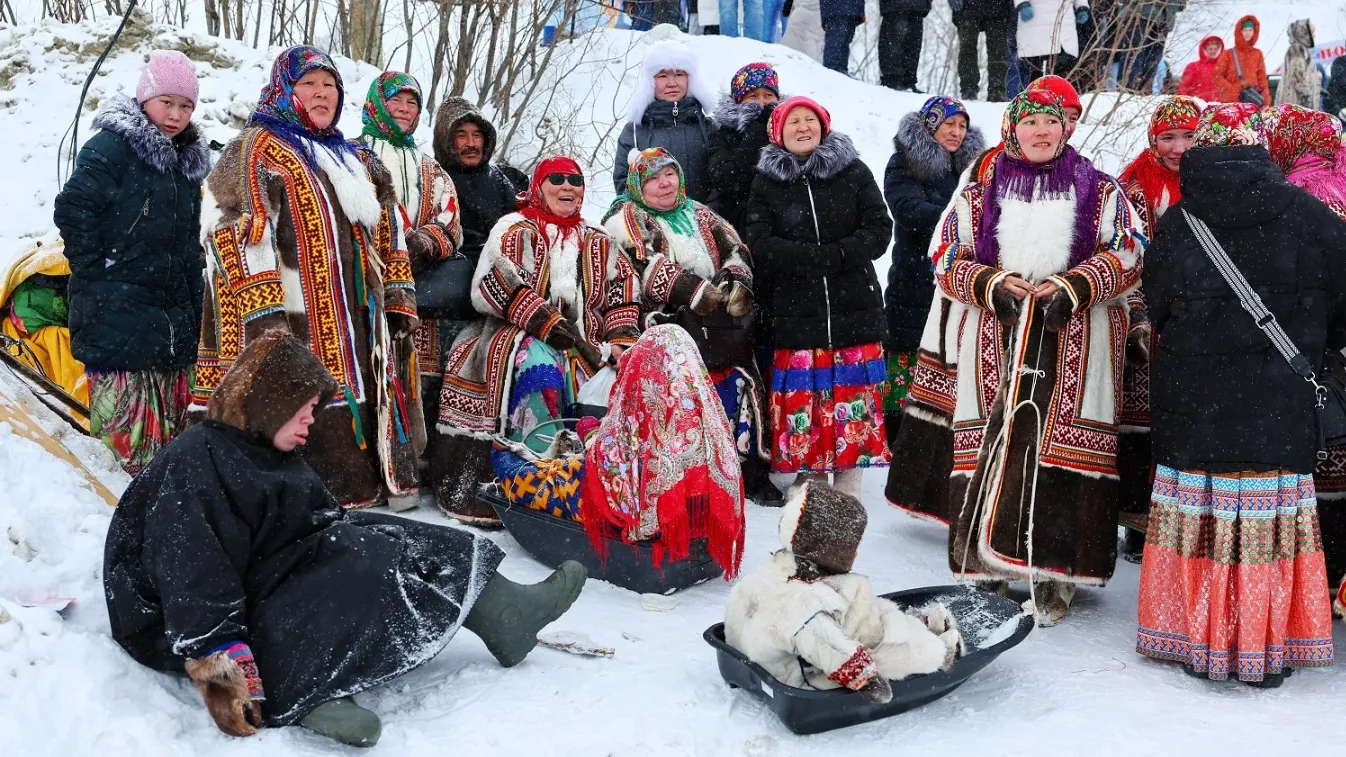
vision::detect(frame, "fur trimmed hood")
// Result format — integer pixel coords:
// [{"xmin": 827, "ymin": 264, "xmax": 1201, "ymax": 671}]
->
[
  {"xmin": 627, "ymin": 40, "xmax": 717, "ymax": 124},
  {"xmin": 92, "ymin": 94, "xmax": 210, "ymax": 182},
  {"xmin": 433, "ymin": 96, "xmax": 499, "ymax": 170},
  {"xmin": 893, "ymin": 112, "xmax": 986, "ymax": 184},
  {"xmin": 711, "ymin": 92, "xmax": 777, "ymax": 131},
  {"xmin": 756, "ymin": 131, "xmax": 859, "ymax": 183}
]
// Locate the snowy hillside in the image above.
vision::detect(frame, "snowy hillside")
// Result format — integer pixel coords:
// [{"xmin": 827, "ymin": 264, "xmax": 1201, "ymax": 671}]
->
[{"xmin": 3, "ymin": 9, "xmax": 1346, "ymax": 757}]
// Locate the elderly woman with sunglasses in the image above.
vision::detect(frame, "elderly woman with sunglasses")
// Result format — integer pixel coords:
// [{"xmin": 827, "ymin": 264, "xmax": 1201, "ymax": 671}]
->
[{"xmin": 430, "ymin": 156, "xmax": 641, "ymax": 524}]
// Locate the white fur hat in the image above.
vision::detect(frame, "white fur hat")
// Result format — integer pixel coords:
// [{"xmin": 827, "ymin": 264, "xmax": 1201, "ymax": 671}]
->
[{"xmin": 626, "ymin": 39, "xmax": 719, "ymax": 124}]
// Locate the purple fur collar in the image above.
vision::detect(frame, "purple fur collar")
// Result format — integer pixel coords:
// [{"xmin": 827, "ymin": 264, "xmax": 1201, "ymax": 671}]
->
[
  {"xmin": 91, "ymin": 94, "xmax": 210, "ymax": 182},
  {"xmin": 975, "ymin": 146, "xmax": 1108, "ymax": 268}
]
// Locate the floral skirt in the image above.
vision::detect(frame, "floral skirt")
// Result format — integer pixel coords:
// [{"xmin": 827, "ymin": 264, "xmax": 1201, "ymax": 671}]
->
[
  {"xmin": 880, "ymin": 349, "xmax": 917, "ymax": 417},
  {"xmin": 1136, "ymin": 465, "xmax": 1335, "ymax": 681},
  {"xmin": 87, "ymin": 368, "xmax": 192, "ymax": 476},
  {"xmin": 769, "ymin": 343, "xmax": 891, "ymax": 474}
]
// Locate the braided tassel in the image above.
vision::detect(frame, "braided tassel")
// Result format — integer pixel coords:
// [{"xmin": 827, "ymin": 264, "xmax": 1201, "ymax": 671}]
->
[
  {"xmin": 343, "ymin": 385, "xmax": 367, "ymax": 450},
  {"xmin": 389, "ymin": 375, "xmax": 410, "ymax": 444}
]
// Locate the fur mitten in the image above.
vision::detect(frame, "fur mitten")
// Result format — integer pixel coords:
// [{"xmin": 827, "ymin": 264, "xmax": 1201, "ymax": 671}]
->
[
  {"xmin": 857, "ymin": 675, "xmax": 894, "ymax": 704},
  {"xmin": 1126, "ymin": 324, "xmax": 1151, "ymax": 366},
  {"xmin": 691, "ymin": 282, "xmax": 726, "ymax": 315},
  {"xmin": 406, "ymin": 228, "xmax": 436, "ymax": 268},
  {"xmin": 1041, "ymin": 290, "xmax": 1074, "ymax": 332},
  {"xmin": 387, "ymin": 312, "xmax": 418, "ymax": 341},
  {"xmin": 726, "ymin": 281, "xmax": 753, "ymax": 317},
  {"xmin": 184, "ymin": 642, "xmax": 265, "ymax": 737},
  {"xmin": 990, "ymin": 282, "xmax": 1020, "ymax": 325},
  {"xmin": 543, "ymin": 318, "xmax": 580, "ymax": 351}
]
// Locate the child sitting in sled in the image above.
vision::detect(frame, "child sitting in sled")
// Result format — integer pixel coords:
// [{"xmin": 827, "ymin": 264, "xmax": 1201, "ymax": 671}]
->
[{"xmin": 725, "ymin": 480, "xmax": 963, "ymax": 702}]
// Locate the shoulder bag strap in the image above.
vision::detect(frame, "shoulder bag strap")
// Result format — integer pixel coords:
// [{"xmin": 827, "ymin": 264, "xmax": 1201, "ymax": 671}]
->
[{"xmin": 1232, "ymin": 49, "xmax": 1245, "ymax": 80}]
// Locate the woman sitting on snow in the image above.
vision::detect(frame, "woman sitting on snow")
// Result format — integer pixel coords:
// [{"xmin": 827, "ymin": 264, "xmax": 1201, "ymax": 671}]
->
[
  {"xmin": 432, "ymin": 156, "xmax": 641, "ymax": 525},
  {"xmin": 103, "ymin": 331, "xmax": 586, "ymax": 747},
  {"xmin": 602, "ymin": 147, "xmax": 773, "ymax": 501},
  {"xmin": 726, "ymin": 479, "xmax": 962, "ymax": 702}
]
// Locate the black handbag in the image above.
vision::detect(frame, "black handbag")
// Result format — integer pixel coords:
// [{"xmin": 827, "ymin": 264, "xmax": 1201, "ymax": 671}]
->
[
  {"xmin": 675, "ymin": 305, "xmax": 756, "ymax": 370},
  {"xmin": 414, "ymin": 255, "xmax": 476, "ymax": 320},
  {"xmin": 1183, "ymin": 210, "xmax": 1346, "ymax": 457},
  {"xmin": 1231, "ymin": 50, "xmax": 1266, "ymax": 106}
]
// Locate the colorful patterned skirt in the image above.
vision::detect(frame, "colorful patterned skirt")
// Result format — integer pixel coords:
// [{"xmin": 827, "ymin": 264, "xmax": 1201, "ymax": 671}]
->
[
  {"xmin": 769, "ymin": 343, "xmax": 891, "ymax": 474},
  {"xmin": 87, "ymin": 368, "xmax": 192, "ymax": 476},
  {"xmin": 1136, "ymin": 465, "xmax": 1335, "ymax": 681},
  {"xmin": 880, "ymin": 350, "xmax": 917, "ymax": 417},
  {"xmin": 506, "ymin": 336, "xmax": 575, "ymax": 454},
  {"xmin": 708, "ymin": 366, "xmax": 766, "ymax": 461}
]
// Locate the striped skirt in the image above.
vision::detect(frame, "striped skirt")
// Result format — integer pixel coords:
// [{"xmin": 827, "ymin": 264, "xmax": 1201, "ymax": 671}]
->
[{"xmin": 1136, "ymin": 465, "xmax": 1334, "ymax": 681}]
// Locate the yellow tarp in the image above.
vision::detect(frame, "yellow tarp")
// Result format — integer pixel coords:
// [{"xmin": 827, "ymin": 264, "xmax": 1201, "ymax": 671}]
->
[{"xmin": 0, "ymin": 240, "xmax": 88, "ymax": 417}]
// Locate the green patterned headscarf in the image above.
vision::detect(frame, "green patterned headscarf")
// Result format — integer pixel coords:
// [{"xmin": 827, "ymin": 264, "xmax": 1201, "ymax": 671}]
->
[
  {"xmin": 1001, "ymin": 88, "xmax": 1068, "ymax": 161},
  {"xmin": 612, "ymin": 147, "xmax": 696, "ymax": 236},
  {"xmin": 361, "ymin": 71, "xmax": 421, "ymax": 149}
]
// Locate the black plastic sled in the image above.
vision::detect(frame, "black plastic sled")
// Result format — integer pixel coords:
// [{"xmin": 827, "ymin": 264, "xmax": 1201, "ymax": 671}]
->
[
  {"xmin": 476, "ymin": 483, "xmax": 723, "ymax": 595},
  {"xmin": 703, "ymin": 584, "xmax": 1033, "ymax": 735}
]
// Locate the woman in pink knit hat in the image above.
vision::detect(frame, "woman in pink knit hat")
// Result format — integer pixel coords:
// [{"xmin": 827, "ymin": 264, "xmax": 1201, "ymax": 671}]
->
[{"xmin": 53, "ymin": 49, "xmax": 209, "ymax": 475}]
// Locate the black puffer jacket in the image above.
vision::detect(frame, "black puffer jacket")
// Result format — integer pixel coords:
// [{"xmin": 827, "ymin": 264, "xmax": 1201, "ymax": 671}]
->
[
  {"xmin": 1147, "ymin": 145, "xmax": 1346, "ymax": 474},
  {"xmin": 705, "ymin": 95, "xmax": 776, "ymax": 230},
  {"xmin": 52, "ymin": 95, "xmax": 210, "ymax": 371},
  {"xmin": 613, "ymin": 96, "xmax": 717, "ymax": 201},
  {"xmin": 882, "ymin": 113, "xmax": 985, "ymax": 352},
  {"xmin": 743, "ymin": 132, "xmax": 893, "ymax": 350},
  {"xmin": 432, "ymin": 97, "xmax": 529, "ymax": 260}
]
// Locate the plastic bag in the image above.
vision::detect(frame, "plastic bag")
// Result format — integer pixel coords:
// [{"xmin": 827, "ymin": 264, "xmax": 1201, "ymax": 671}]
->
[{"xmin": 577, "ymin": 366, "xmax": 616, "ymax": 408}]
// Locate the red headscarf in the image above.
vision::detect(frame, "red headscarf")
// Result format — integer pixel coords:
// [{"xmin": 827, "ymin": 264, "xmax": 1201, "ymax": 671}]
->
[
  {"xmin": 1118, "ymin": 96, "xmax": 1203, "ymax": 225},
  {"xmin": 1027, "ymin": 75, "xmax": 1081, "ymax": 112},
  {"xmin": 520, "ymin": 155, "xmax": 586, "ymax": 231},
  {"xmin": 768, "ymin": 96, "xmax": 832, "ymax": 147}
]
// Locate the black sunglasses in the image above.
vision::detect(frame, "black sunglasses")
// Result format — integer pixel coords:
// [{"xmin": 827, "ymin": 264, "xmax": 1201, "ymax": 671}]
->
[{"xmin": 545, "ymin": 173, "xmax": 584, "ymax": 187}]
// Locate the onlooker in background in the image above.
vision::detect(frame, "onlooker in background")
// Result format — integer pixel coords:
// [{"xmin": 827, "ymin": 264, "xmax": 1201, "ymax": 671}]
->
[
  {"xmin": 1119, "ymin": 1, "xmax": 1186, "ymax": 93},
  {"xmin": 1275, "ymin": 19, "xmax": 1323, "ymax": 109},
  {"xmin": 951, "ymin": 0, "xmax": 1015, "ymax": 101},
  {"xmin": 720, "ymin": 0, "xmax": 766, "ymax": 38},
  {"xmin": 707, "ymin": 63, "xmax": 782, "ymax": 231},
  {"xmin": 820, "ymin": 0, "xmax": 864, "ymax": 74},
  {"xmin": 626, "ymin": 0, "xmax": 685, "ymax": 31},
  {"xmin": 1325, "ymin": 56, "xmax": 1346, "ymax": 118},
  {"xmin": 1006, "ymin": 16, "xmax": 1027, "ymax": 97},
  {"xmin": 878, "ymin": 0, "xmax": 932, "ymax": 92},
  {"xmin": 52, "ymin": 50, "xmax": 207, "ymax": 475},
  {"xmin": 1213, "ymin": 15, "xmax": 1270, "ymax": 105},
  {"xmin": 1178, "ymin": 35, "xmax": 1223, "ymax": 102},
  {"xmin": 614, "ymin": 40, "xmax": 718, "ymax": 202},
  {"xmin": 698, "ymin": 0, "xmax": 720, "ymax": 33},
  {"xmin": 1014, "ymin": 0, "xmax": 1090, "ymax": 81}
]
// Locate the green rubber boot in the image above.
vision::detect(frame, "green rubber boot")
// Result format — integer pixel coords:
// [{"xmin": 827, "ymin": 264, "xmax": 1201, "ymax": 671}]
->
[
  {"xmin": 463, "ymin": 560, "xmax": 587, "ymax": 667},
  {"xmin": 299, "ymin": 696, "xmax": 382, "ymax": 748}
]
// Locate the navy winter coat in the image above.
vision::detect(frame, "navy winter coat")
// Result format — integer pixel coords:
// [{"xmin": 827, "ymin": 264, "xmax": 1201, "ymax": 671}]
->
[
  {"xmin": 613, "ymin": 97, "xmax": 717, "ymax": 202},
  {"xmin": 706, "ymin": 95, "xmax": 777, "ymax": 230},
  {"xmin": 53, "ymin": 95, "xmax": 210, "ymax": 372},
  {"xmin": 882, "ymin": 112, "xmax": 985, "ymax": 352}
]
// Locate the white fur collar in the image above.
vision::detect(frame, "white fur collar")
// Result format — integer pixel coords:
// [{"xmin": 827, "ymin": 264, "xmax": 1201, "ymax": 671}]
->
[
  {"xmin": 313, "ymin": 144, "xmax": 383, "ymax": 227},
  {"xmin": 368, "ymin": 139, "xmax": 423, "ymax": 216},
  {"xmin": 995, "ymin": 191, "xmax": 1076, "ymax": 282}
]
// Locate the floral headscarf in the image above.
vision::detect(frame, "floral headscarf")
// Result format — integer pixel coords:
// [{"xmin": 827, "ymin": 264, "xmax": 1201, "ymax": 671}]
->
[
  {"xmin": 730, "ymin": 62, "xmax": 779, "ymax": 103},
  {"xmin": 919, "ymin": 96, "xmax": 969, "ymax": 136},
  {"xmin": 613, "ymin": 147, "xmax": 696, "ymax": 237},
  {"xmin": 360, "ymin": 71, "xmax": 421, "ymax": 149},
  {"xmin": 1192, "ymin": 103, "xmax": 1271, "ymax": 148},
  {"xmin": 1001, "ymin": 88, "xmax": 1067, "ymax": 161},
  {"xmin": 1266, "ymin": 103, "xmax": 1343, "ymax": 175},
  {"xmin": 1118, "ymin": 96, "xmax": 1203, "ymax": 223},
  {"xmin": 249, "ymin": 45, "xmax": 355, "ymax": 167},
  {"xmin": 1147, "ymin": 96, "xmax": 1203, "ymax": 152}
]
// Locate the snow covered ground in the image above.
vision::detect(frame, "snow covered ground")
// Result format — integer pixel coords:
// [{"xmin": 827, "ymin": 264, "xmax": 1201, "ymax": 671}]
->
[{"xmin": 3, "ymin": 8, "xmax": 1346, "ymax": 757}]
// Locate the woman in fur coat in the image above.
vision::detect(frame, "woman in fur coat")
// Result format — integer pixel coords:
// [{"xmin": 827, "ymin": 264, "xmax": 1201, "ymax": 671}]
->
[
  {"xmin": 1136, "ymin": 103, "xmax": 1343, "ymax": 687},
  {"xmin": 105, "ymin": 331, "xmax": 586, "ymax": 746},
  {"xmin": 433, "ymin": 156, "xmax": 641, "ymax": 524},
  {"xmin": 53, "ymin": 51, "xmax": 209, "ymax": 475},
  {"xmin": 879, "ymin": 96, "xmax": 985, "ymax": 446},
  {"xmin": 1274, "ymin": 19, "xmax": 1322, "ymax": 109},
  {"xmin": 358, "ymin": 72, "xmax": 465, "ymax": 501},
  {"xmin": 613, "ymin": 40, "xmax": 719, "ymax": 202},
  {"xmin": 1178, "ymin": 36, "xmax": 1224, "ymax": 103},
  {"xmin": 1112, "ymin": 96, "xmax": 1201, "ymax": 557},
  {"xmin": 602, "ymin": 147, "xmax": 770, "ymax": 484},
  {"xmin": 1265, "ymin": 104, "xmax": 1346, "ymax": 608},
  {"xmin": 197, "ymin": 46, "xmax": 424, "ymax": 511},
  {"xmin": 726, "ymin": 479, "xmax": 961, "ymax": 703},
  {"xmin": 936, "ymin": 89, "xmax": 1144, "ymax": 625},
  {"xmin": 1213, "ymin": 16, "xmax": 1271, "ymax": 106},
  {"xmin": 743, "ymin": 97, "xmax": 893, "ymax": 502}
]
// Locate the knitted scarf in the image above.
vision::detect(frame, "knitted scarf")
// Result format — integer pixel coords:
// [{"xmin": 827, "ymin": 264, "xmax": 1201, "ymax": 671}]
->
[
  {"xmin": 248, "ymin": 45, "xmax": 360, "ymax": 170},
  {"xmin": 977, "ymin": 90, "xmax": 1104, "ymax": 268},
  {"xmin": 608, "ymin": 146, "xmax": 696, "ymax": 236},
  {"xmin": 360, "ymin": 71, "xmax": 421, "ymax": 150}
]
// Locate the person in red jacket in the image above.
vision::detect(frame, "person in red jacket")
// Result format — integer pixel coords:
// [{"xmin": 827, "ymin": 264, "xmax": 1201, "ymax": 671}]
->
[
  {"xmin": 1178, "ymin": 35, "xmax": 1224, "ymax": 101},
  {"xmin": 1212, "ymin": 15, "xmax": 1270, "ymax": 105}
]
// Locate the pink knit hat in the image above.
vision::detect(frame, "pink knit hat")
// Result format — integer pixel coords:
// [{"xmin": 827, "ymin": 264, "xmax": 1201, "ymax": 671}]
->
[{"xmin": 136, "ymin": 50, "xmax": 199, "ymax": 105}]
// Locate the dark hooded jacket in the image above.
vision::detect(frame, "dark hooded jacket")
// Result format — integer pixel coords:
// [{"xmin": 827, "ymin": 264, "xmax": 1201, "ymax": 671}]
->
[
  {"xmin": 743, "ymin": 132, "xmax": 893, "ymax": 350},
  {"xmin": 705, "ymin": 94, "xmax": 777, "ymax": 230},
  {"xmin": 613, "ymin": 96, "xmax": 717, "ymax": 202},
  {"xmin": 103, "ymin": 331, "xmax": 505, "ymax": 727},
  {"xmin": 52, "ymin": 94, "xmax": 210, "ymax": 372},
  {"xmin": 1325, "ymin": 56, "xmax": 1346, "ymax": 117},
  {"xmin": 882, "ymin": 113, "xmax": 985, "ymax": 352},
  {"xmin": 1146, "ymin": 146, "xmax": 1346, "ymax": 474},
  {"xmin": 432, "ymin": 98, "xmax": 529, "ymax": 260}
]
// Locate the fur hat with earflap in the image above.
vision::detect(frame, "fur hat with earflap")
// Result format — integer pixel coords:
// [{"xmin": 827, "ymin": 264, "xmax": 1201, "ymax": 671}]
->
[
  {"xmin": 779, "ymin": 479, "xmax": 868, "ymax": 581},
  {"xmin": 207, "ymin": 330, "xmax": 340, "ymax": 445},
  {"xmin": 626, "ymin": 40, "xmax": 719, "ymax": 124}
]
